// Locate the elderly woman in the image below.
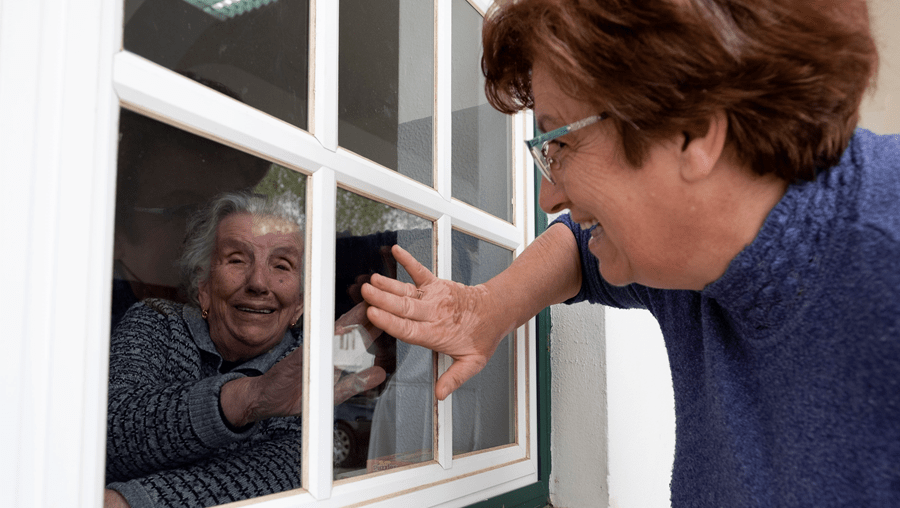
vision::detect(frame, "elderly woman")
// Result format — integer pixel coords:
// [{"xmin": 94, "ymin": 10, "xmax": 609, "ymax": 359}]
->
[
  {"xmin": 105, "ymin": 191, "xmax": 384, "ymax": 508},
  {"xmin": 362, "ymin": 0, "xmax": 900, "ymax": 506}
]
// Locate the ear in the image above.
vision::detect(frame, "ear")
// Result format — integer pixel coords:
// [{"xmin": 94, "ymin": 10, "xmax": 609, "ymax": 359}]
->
[
  {"xmin": 198, "ymin": 278, "xmax": 211, "ymax": 312},
  {"xmin": 292, "ymin": 295, "xmax": 304, "ymax": 327},
  {"xmin": 680, "ymin": 110, "xmax": 728, "ymax": 183}
]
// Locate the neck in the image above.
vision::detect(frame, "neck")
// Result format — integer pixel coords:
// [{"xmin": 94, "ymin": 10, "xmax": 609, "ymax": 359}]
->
[{"xmin": 688, "ymin": 166, "xmax": 789, "ymax": 290}]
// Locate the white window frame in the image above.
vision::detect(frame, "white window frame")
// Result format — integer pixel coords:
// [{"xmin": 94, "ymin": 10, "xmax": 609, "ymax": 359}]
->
[{"xmin": 1, "ymin": 0, "xmax": 539, "ymax": 506}]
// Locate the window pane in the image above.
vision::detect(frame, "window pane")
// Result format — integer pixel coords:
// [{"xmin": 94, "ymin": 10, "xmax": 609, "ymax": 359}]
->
[
  {"xmin": 452, "ymin": 0, "xmax": 513, "ymax": 222},
  {"xmin": 108, "ymin": 109, "xmax": 308, "ymax": 506},
  {"xmin": 124, "ymin": 0, "xmax": 310, "ymax": 129},
  {"xmin": 450, "ymin": 230, "xmax": 515, "ymax": 454},
  {"xmin": 339, "ymin": 0, "xmax": 434, "ymax": 186},
  {"xmin": 333, "ymin": 189, "xmax": 435, "ymax": 479}
]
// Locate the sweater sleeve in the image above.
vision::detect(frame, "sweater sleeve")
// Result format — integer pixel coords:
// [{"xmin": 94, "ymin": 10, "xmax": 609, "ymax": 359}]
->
[
  {"xmin": 105, "ymin": 302, "xmax": 257, "ymax": 484},
  {"xmin": 551, "ymin": 213, "xmax": 648, "ymax": 309},
  {"xmin": 106, "ymin": 416, "xmax": 303, "ymax": 508}
]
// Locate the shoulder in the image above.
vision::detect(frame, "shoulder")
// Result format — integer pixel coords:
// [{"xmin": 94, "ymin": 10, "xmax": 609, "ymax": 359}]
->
[
  {"xmin": 113, "ymin": 299, "xmax": 194, "ymax": 346},
  {"xmin": 845, "ymin": 129, "xmax": 900, "ymax": 241}
]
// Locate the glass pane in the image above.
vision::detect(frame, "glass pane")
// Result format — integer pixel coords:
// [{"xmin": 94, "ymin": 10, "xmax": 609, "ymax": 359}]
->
[
  {"xmin": 338, "ymin": 0, "xmax": 434, "ymax": 185},
  {"xmin": 333, "ymin": 188, "xmax": 434, "ymax": 479},
  {"xmin": 108, "ymin": 109, "xmax": 309, "ymax": 506},
  {"xmin": 451, "ymin": 230, "xmax": 515, "ymax": 454},
  {"xmin": 452, "ymin": 0, "xmax": 513, "ymax": 222},
  {"xmin": 124, "ymin": 0, "xmax": 310, "ymax": 129}
]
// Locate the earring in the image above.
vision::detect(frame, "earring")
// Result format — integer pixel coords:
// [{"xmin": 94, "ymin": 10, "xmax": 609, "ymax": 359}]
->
[{"xmin": 202, "ymin": 309, "xmax": 209, "ymax": 319}]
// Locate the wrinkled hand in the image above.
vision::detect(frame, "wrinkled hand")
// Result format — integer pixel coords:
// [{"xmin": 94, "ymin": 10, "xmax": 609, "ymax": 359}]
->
[
  {"xmin": 361, "ymin": 245, "xmax": 510, "ymax": 400},
  {"xmin": 221, "ymin": 303, "xmax": 388, "ymax": 426}
]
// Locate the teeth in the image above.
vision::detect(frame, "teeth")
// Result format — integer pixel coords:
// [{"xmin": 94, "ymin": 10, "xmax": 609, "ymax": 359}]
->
[
  {"xmin": 238, "ymin": 307, "xmax": 274, "ymax": 314},
  {"xmin": 578, "ymin": 221, "xmax": 599, "ymax": 230}
]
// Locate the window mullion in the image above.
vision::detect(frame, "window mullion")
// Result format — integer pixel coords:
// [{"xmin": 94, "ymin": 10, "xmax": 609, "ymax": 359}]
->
[
  {"xmin": 434, "ymin": 0, "xmax": 452, "ymax": 199},
  {"xmin": 312, "ymin": 0, "xmax": 338, "ymax": 151},
  {"xmin": 304, "ymin": 166, "xmax": 337, "ymax": 498},
  {"xmin": 435, "ymin": 215, "xmax": 454, "ymax": 469}
]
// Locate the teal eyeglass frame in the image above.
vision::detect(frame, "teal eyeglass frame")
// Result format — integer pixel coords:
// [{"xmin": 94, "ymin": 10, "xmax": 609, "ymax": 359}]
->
[{"xmin": 525, "ymin": 112, "xmax": 608, "ymax": 185}]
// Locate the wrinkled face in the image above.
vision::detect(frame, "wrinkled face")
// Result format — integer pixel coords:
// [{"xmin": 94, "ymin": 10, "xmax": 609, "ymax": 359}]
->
[
  {"xmin": 199, "ymin": 213, "xmax": 304, "ymax": 361},
  {"xmin": 532, "ymin": 59, "xmax": 698, "ymax": 288}
]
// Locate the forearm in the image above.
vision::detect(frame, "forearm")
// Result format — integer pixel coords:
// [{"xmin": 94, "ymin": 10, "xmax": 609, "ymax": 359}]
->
[
  {"xmin": 107, "ymin": 422, "xmax": 303, "ymax": 508},
  {"xmin": 481, "ymin": 222, "xmax": 582, "ymax": 335},
  {"xmin": 106, "ymin": 374, "xmax": 251, "ymax": 482}
]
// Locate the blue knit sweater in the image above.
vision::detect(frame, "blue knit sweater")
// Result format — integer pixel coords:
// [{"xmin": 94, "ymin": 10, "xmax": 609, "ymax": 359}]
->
[{"xmin": 556, "ymin": 128, "xmax": 900, "ymax": 507}]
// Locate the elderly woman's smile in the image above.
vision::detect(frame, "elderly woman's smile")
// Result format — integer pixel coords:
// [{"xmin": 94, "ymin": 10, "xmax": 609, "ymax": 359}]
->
[{"xmin": 199, "ymin": 213, "xmax": 304, "ymax": 362}]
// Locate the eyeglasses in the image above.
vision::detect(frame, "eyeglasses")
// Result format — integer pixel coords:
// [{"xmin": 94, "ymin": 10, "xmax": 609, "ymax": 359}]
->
[{"xmin": 525, "ymin": 113, "xmax": 608, "ymax": 185}]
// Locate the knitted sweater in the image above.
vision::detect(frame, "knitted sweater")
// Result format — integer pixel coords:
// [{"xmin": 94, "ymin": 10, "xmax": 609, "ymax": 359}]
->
[
  {"xmin": 106, "ymin": 299, "xmax": 303, "ymax": 508},
  {"xmin": 556, "ymin": 128, "xmax": 900, "ymax": 507}
]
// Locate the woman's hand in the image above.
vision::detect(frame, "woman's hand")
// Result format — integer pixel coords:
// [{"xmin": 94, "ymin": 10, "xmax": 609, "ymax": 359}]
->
[
  {"xmin": 361, "ymin": 245, "xmax": 513, "ymax": 401},
  {"xmin": 220, "ymin": 302, "xmax": 389, "ymax": 426}
]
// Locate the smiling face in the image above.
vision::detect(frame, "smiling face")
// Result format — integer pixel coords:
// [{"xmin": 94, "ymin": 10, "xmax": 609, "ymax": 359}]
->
[
  {"xmin": 199, "ymin": 213, "xmax": 304, "ymax": 361},
  {"xmin": 532, "ymin": 59, "xmax": 713, "ymax": 289}
]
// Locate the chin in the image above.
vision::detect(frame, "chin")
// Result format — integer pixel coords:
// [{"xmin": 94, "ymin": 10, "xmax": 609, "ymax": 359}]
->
[{"xmin": 598, "ymin": 263, "xmax": 633, "ymax": 288}]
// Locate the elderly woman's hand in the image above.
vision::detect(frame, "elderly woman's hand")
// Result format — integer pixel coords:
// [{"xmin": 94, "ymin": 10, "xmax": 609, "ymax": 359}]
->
[
  {"xmin": 361, "ymin": 245, "xmax": 512, "ymax": 401},
  {"xmin": 219, "ymin": 302, "xmax": 390, "ymax": 426}
]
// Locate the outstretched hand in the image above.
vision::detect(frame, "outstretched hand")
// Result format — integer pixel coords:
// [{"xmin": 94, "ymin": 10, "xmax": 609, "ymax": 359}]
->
[{"xmin": 361, "ymin": 245, "xmax": 512, "ymax": 400}]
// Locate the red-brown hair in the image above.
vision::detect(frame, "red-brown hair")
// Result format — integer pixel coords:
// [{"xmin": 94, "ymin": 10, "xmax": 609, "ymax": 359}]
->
[{"xmin": 482, "ymin": 0, "xmax": 878, "ymax": 181}]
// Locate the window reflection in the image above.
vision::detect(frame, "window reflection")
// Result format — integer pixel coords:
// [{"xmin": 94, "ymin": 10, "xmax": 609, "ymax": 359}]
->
[
  {"xmin": 451, "ymin": 0, "xmax": 513, "ymax": 222},
  {"xmin": 338, "ymin": 0, "xmax": 434, "ymax": 185},
  {"xmin": 107, "ymin": 109, "xmax": 310, "ymax": 506},
  {"xmin": 124, "ymin": 0, "xmax": 310, "ymax": 129},
  {"xmin": 333, "ymin": 189, "xmax": 435, "ymax": 478},
  {"xmin": 451, "ymin": 230, "xmax": 515, "ymax": 454}
]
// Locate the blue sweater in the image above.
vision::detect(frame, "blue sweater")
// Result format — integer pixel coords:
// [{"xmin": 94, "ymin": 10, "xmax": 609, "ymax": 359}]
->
[{"xmin": 556, "ymin": 129, "xmax": 900, "ymax": 507}]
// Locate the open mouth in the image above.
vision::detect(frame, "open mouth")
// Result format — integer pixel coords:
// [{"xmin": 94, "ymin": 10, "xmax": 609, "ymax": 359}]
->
[{"xmin": 236, "ymin": 306, "xmax": 275, "ymax": 314}]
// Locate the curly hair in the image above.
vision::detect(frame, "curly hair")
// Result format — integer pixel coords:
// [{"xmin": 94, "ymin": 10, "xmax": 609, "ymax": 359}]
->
[
  {"xmin": 179, "ymin": 191, "xmax": 305, "ymax": 307},
  {"xmin": 482, "ymin": 0, "xmax": 879, "ymax": 181}
]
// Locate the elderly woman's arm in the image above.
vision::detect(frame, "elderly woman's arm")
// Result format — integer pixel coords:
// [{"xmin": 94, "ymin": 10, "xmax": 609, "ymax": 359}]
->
[
  {"xmin": 362, "ymin": 222, "xmax": 582, "ymax": 400},
  {"xmin": 107, "ymin": 415, "xmax": 304, "ymax": 508},
  {"xmin": 106, "ymin": 301, "xmax": 261, "ymax": 483}
]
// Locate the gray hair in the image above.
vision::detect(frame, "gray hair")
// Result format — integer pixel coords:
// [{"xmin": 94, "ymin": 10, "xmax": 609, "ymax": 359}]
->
[{"xmin": 180, "ymin": 191, "xmax": 305, "ymax": 307}]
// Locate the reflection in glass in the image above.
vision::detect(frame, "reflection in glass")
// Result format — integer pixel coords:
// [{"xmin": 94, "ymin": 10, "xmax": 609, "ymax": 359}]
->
[
  {"xmin": 124, "ymin": 0, "xmax": 310, "ymax": 129},
  {"xmin": 338, "ymin": 0, "xmax": 434, "ymax": 185},
  {"xmin": 452, "ymin": 0, "xmax": 513, "ymax": 222},
  {"xmin": 451, "ymin": 230, "xmax": 515, "ymax": 454},
  {"xmin": 108, "ymin": 109, "xmax": 309, "ymax": 506},
  {"xmin": 333, "ymin": 189, "xmax": 434, "ymax": 479}
]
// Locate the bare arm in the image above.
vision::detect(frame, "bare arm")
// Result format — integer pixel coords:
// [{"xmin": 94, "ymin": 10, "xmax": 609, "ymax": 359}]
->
[{"xmin": 361, "ymin": 222, "xmax": 581, "ymax": 400}]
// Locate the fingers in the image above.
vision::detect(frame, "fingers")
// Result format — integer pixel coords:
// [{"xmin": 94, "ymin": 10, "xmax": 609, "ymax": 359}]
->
[
  {"xmin": 361, "ymin": 280, "xmax": 431, "ymax": 325},
  {"xmin": 334, "ymin": 301, "xmax": 370, "ymax": 334},
  {"xmin": 333, "ymin": 366, "xmax": 387, "ymax": 405},
  {"xmin": 435, "ymin": 358, "xmax": 486, "ymax": 401},
  {"xmin": 364, "ymin": 305, "xmax": 428, "ymax": 345},
  {"xmin": 390, "ymin": 245, "xmax": 435, "ymax": 287}
]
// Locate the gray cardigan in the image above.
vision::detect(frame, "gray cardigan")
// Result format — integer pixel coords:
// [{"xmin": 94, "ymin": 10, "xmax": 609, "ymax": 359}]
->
[{"xmin": 106, "ymin": 299, "xmax": 303, "ymax": 507}]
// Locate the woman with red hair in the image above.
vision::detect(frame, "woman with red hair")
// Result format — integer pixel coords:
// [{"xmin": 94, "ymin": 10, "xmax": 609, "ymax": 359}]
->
[{"xmin": 363, "ymin": 0, "xmax": 899, "ymax": 506}]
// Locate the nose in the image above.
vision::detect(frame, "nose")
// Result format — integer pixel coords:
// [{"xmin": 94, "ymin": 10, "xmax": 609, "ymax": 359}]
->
[
  {"xmin": 245, "ymin": 261, "xmax": 270, "ymax": 295},
  {"xmin": 538, "ymin": 174, "xmax": 569, "ymax": 214}
]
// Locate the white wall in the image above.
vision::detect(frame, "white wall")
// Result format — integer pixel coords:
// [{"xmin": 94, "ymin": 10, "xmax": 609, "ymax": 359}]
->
[{"xmin": 549, "ymin": 1, "xmax": 900, "ymax": 506}]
